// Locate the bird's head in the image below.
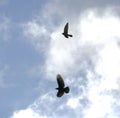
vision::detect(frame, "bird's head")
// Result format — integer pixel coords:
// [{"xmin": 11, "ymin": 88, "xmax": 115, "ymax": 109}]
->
[{"xmin": 55, "ymin": 88, "xmax": 59, "ymax": 90}]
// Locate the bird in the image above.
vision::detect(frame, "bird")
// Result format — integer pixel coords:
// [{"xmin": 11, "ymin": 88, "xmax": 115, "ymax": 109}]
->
[
  {"xmin": 62, "ymin": 22, "xmax": 73, "ymax": 38},
  {"xmin": 55, "ymin": 74, "xmax": 70, "ymax": 97}
]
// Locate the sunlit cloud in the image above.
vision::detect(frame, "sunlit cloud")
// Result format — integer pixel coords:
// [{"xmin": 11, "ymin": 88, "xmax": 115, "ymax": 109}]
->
[
  {"xmin": 10, "ymin": 108, "xmax": 48, "ymax": 118},
  {"xmin": 66, "ymin": 97, "xmax": 80, "ymax": 109},
  {"xmin": 12, "ymin": 2, "xmax": 120, "ymax": 117}
]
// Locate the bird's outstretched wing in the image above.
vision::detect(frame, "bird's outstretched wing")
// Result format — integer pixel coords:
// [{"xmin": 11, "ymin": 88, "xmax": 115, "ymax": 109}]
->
[
  {"xmin": 64, "ymin": 22, "xmax": 68, "ymax": 34},
  {"xmin": 57, "ymin": 74, "xmax": 65, "ymax": 88},
  {"xmin": 57, "ymin": 90, "xmax": 64, "ymax": 97}
]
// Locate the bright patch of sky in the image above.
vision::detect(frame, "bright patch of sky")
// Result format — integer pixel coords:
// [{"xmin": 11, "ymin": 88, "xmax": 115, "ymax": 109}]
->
[{"xmin": 0, "ymin": 0, "xmax": 120, "ymax": 118}]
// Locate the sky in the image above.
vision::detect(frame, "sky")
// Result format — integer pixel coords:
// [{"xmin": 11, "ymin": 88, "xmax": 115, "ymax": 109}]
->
[{"xmin": 0, "ymin": 0, "xmax": 120, "ymax": 118}]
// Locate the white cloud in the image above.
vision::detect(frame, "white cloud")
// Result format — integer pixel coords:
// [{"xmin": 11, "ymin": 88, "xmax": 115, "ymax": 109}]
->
[
  {"xmin": 82, "ymin": 40, "xmax": 120, "ymax": 118},
  {"xmin": 10, "ymin": 92, "xmax": 57, "ymax": 118},
  {"xmin": 22, "ymin": 19, "xmax": 51, "ymax": 53},
  {"xmin": 23, "ymin": 22, "xmax": 47, "ymax": 38},
  {"xmin": 80, "ymin": 11, "xmax": 120, "ymax": 118},
  {"xmin": 43, "ymin": 9, "xmax": 120, "ymax": 118},
  {"xmin": 19, "ymin": 3, "xmax": 120, "ymax": 118},
  {"xmin": 95, "ymin": 41, "xmax": 120, "ymax": 90},
  {"xmin": 66, "ymin": 97, "xmax": 80, "ymax": 109},
  {"xmin": 10, "ymin": 108, "xmax": 47, "ymax": 118},
  {"xmin": 80, "ymin": 10, "xmax": 120, "ymax": 45}
]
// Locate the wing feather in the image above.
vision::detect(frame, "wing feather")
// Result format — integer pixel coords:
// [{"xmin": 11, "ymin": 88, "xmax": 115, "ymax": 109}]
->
[
  {"xmin": 57, "ymin": 74, "xmax": 65, "ymax": 88},
  {"xmin": 64, "ymin": 23, "xmax": 68, "ymax": 34},
  {"xmin": 57, "ymin": 90, "xmax": 64, "ymax": 97}
]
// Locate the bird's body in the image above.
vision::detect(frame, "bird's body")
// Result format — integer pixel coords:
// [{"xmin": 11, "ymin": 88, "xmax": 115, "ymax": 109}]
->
[
  {"xmin": 56, "ymin": 74, "xmax": 70, "ymax": 97},
  {"xmin": 62, "ymin": 22, "xmax": 73, "ymax": 38}
]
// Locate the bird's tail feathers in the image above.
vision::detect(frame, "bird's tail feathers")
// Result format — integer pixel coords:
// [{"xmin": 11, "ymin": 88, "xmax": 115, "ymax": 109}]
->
[
  {"xmin": 68, "ymin": 34, "xmax": 73, "ymax": 37},
  {"xmin": 64, "ymin": 86, "xmax": 70, "ymax": 93}
]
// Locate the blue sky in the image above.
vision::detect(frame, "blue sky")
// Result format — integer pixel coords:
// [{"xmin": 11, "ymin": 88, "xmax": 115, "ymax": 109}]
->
[{"xmin": 0, "ymin": 0, "xmax": 120, "ymax": 118}]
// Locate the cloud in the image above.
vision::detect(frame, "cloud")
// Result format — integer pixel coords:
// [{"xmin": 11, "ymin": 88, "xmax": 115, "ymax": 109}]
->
[
  {"xmin": 80, "ymin": 10, "xmax": 120, "ymax": 44},
  {"xmin": 24, "ymin": 22, "xmax": 47, "ymax": 38},
  {"xmin": 17, "ymin": 1, "xmax": 120, "ymax": 118},
  {"xmin": 66, "ymin": 97, "xmax": 80, "ymax": 109},
  {"xmin": 10, "ymin": 108, "xmax": 47, "ymax": 118},
  {"xmin": 41, "ymin": 0, "xmax": 120, "ymax": 22},
  {"xmin": 22, "ymin": 20, "xmax": 51, "ymax": 53}
]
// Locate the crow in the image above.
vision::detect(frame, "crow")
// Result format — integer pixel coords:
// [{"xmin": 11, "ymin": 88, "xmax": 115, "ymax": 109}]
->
[
  {"xmin": 62, "ymin": 22, "xmax": 73, "ymax": 38},
  {"xmin": 56, "ymin": 74, "xmax": 70, "ymax": 97}
]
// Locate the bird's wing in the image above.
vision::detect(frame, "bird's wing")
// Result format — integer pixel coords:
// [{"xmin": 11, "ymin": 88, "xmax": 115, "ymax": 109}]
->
[
  {"xmin": 57, "ymin": 90, "xmax": 64, "ymax": 97},
  {"xmin": 57, "ymin": 74, "xmax": 65, "ymax": 88},
  {"xmin": 64, "ymin": 22, "xmax": 68, "ymax": 34}
]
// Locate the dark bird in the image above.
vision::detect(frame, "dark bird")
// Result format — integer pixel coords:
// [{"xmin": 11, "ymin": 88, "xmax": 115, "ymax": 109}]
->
[
  {"xmin": 62, "ymin": 22, "xmax": 73, "ymax": 38},
  {"xmin": 56, "ymin": 74, "xmax": 70, "ymax": 97}
]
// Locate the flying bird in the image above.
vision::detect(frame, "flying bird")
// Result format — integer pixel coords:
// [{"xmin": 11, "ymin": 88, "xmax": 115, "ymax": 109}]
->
[
  {"xmin": 62, "ymin": 22, "xmax": 73, "ymax": 38},
  {"xmin": 56, "ymin": 74, "xmax": 70, "ymax": 97}
]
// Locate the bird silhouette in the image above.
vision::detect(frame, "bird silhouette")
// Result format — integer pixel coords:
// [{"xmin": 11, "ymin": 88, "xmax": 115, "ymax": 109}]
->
[
  {"xmin": 62, "ymin": 22, "xmax": 73, "ymax": 38},
  {"xmin": 56, "ymin": 74, "xmax": 70, "ymax": 97}
]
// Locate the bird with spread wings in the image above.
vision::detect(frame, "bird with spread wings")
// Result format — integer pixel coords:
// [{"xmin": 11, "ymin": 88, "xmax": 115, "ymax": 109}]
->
[
  {"xmin": 62, "ymin": 22, "xmax": 73, "ymax": 38},
  {"xmin": 56, "ymin": 74, "xmax": 70, "ymax": 97}
]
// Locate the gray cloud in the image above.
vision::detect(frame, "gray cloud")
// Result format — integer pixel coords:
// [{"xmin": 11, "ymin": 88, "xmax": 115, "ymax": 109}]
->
[{"xmin": 43, "ymin": 0, "xmax": 120, "ymax": 22}]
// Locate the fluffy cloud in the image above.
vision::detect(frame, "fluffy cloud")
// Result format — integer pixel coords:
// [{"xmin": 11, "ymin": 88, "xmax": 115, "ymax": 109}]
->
[
  {"xmin": 10, "ymin": 108, "xmax": 47, "ymax": 118},
  {"xmin": 16, "ymin": 1, "xmax": 120, "ymax": 118}
]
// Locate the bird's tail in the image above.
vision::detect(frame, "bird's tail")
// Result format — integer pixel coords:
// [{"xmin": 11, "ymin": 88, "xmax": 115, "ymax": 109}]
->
[
  {"xmin": 64, "ymin": 86, "xmax": 70, "ymax": 93},
  {"xmin": 68, "ymin": 34, "xmax": 73, "ymax": 37}
]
